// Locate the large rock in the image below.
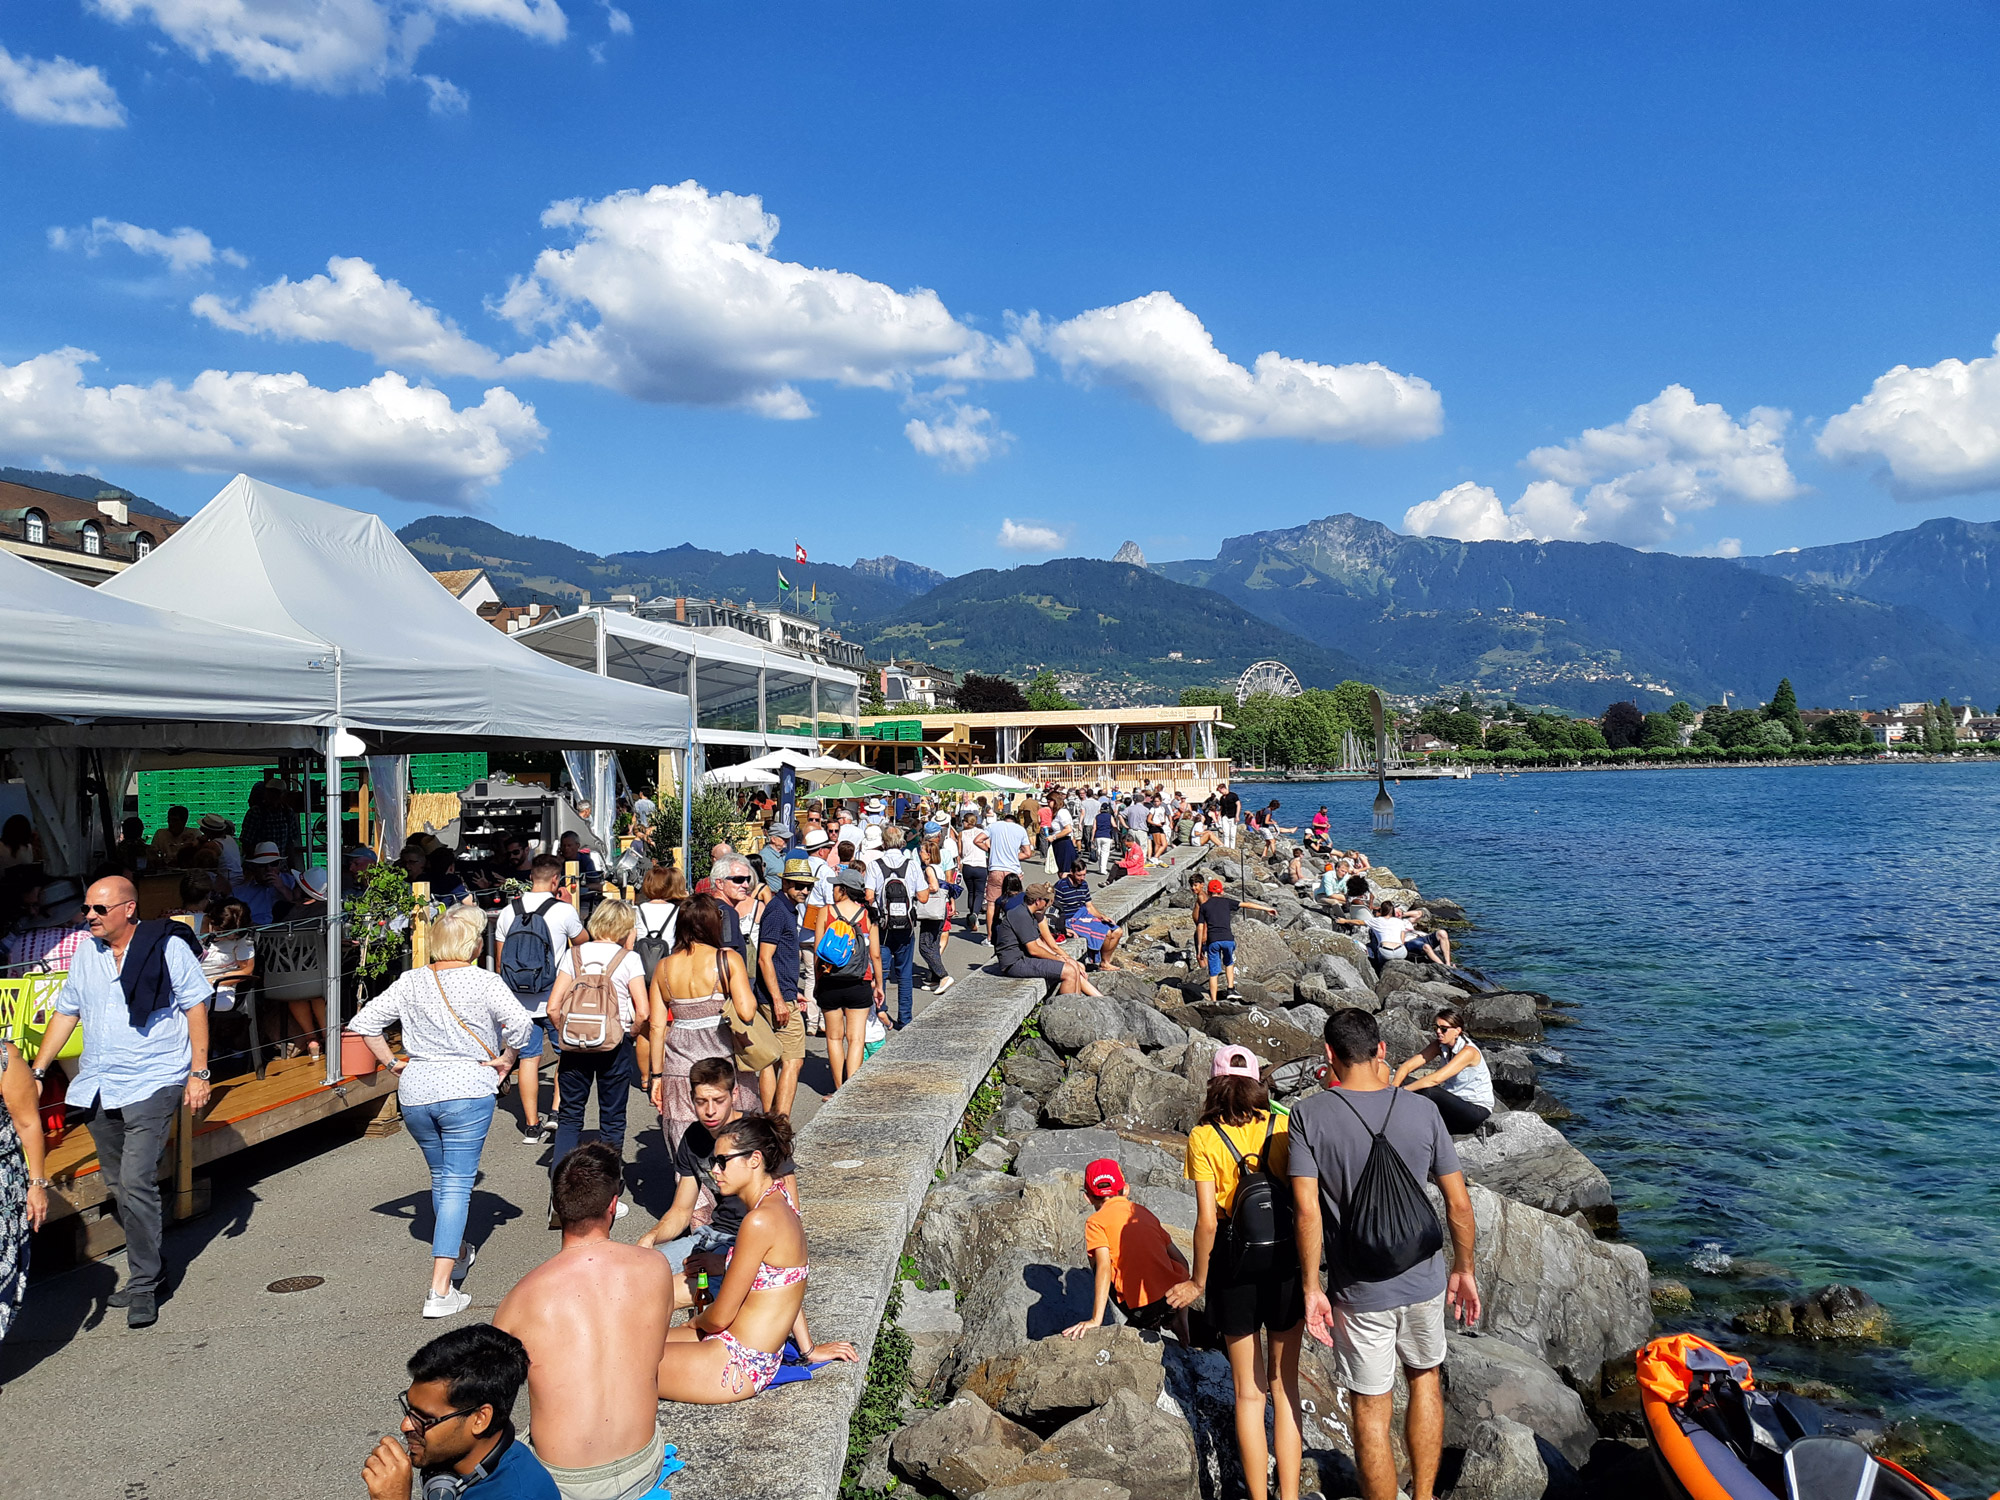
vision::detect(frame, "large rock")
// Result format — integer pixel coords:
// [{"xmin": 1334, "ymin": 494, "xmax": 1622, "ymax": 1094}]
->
[
  {"xmin": 1014, "ymin": 1127, "xmax": 1182, "ymax": 1188},
  {"xmin": 984, "ymin": 1483, "xmax": 1131, "ymax": 1500},
  {"xmin": 1005, "ymin": 1054, "xmax": 1066, "ymax": 1101},
  {"xmin": 1040, "ymin": 1387, "xmax": 1200, "ymax": 1500},
  {"xmin": 1462, "ymin": 1183, "xmax": 1650, "ymax": 1385},
  {"xmin": 890, "ymin": 1391, "xmax": 1045, "ymax": 1500},
  {"xmin": 956, "ymin": 1327, "xmax": 1167, "ymax": 1429},
  {"xmin": 913, "ymin": 1169, "xmax": 1089, "ymax": 1291},
  {"xmin": 1379, "ymin": 1009, "xmax": 1427, "ymax": 1070},
  {"xmin": 1129, "ymin": 1182, "xmax": 1196, "ymax": 1237},
  {"xmin": 1230, "ymin": 918, "xmax": 1299, "ymax": 981},
  {"xmin": 1454, "ymin": 1112, "xmax": 1618, "ymax": 1230},
  {"xmin": 1044, "ymin": 1070, "xmax": 1105, "ymax": 1127},
  {"xmin": 1097, "ymin": 1049, "xmax": 1203, "ymax": 1133},
  {"xmin": 1042, "ymin": 995, "xmax": 1186, "ymax": 1055},
  {"xmin": 1734, "ymin": 1284, "xmax": 1889, "ymax": 1341},
  {"xmin": 1441, "ymin": 1332, "xmax": 1597, "ymax": 1468},
  {"xmin": 1285, "ymin": 1002, "xmax": 1330, "ymax": 1036},
  {"xmin": 1287, "ymin": 927, "xmax": 1365, "ymax": 963},
  {"xmin": 1451, "ymin": 1415, "xmax": 1580, "ymax": 1500},
  {"xmin": 1316, "ymin": 953, "xmax": 1374, "ymax": 993},
  {"xmin": 953, "ymin": 1247, "xmax": 1100, "ymax": 1374},
  {"xmin": 1425, "ymin": 896, "xmax": 1469, "ymax": 923},
  {"xmin": 1375, "ymin": 958, "xmax": 1440, "ymax": 997},
  {"xmin": 1482, "ymin": 1044, "xmax": 1541, "ymax": 1106},
  {"xmin": 898, "ymin": 1281, "xmax": 965, "ymax": 1395},
  {"xmin": 1205, "ymin": 1010, "xmax": 1322, "ymax": 1067},
  {"xmin": 1462, "ymin": 992, "xmax": 1546, "ymax": 1042}
]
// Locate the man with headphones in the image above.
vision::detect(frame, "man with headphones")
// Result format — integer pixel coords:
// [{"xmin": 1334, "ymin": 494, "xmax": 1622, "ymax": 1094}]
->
[{"xmin": 364, "ymin": 1325, "xmax": 561, "ymax": 1499}]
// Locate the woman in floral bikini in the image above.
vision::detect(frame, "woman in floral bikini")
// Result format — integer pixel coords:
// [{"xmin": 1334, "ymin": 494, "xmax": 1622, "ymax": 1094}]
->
[{"xmin": 655, "ymin": 1115, "xmax": 856, "ymax": 1403}]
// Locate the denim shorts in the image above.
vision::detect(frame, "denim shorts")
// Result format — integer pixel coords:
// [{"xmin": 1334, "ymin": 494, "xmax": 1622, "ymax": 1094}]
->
[
  {"xmin": 515, "ymin": 1013, "xmax": 556, "ymax": 1059},
  {"xmin": 1206, "ymin": 940, "xmax": 1236, "ymax": 977}
]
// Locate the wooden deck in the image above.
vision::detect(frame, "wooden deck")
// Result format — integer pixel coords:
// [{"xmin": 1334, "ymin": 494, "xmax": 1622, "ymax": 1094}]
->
[{"xmin": 44, "ymin": 1055, "xmax": 400, "ymax": 1223}]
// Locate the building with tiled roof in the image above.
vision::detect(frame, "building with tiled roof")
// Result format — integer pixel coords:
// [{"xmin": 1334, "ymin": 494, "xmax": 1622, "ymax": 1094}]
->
[
  {"xmin": 0, "ymin": 477, "xmax": 184, "ymax": 584},
  {"xmin": 429, "ymin": 568, "xmax": 502, "ymax": 610}
]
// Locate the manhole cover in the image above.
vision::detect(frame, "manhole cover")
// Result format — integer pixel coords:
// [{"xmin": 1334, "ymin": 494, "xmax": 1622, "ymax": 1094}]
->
[{"xmin": 267, "ymin": 1275, "xmax": 325, "ymax": 1294}]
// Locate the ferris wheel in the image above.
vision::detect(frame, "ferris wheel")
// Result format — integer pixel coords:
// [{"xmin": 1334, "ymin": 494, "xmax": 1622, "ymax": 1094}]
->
[{"xmin": 1236, "ymin": 659, "xmax": 1302, "ymax": 704}]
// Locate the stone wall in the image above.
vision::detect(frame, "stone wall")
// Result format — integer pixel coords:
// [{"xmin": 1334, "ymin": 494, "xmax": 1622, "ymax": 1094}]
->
[{"xmin": 665, "ymin": 853, "xmax": 1206, "ymax": 1500}]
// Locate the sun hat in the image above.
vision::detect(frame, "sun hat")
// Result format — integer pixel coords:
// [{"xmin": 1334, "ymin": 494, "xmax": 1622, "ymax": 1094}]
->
[
  {"xmin": 862, "ymin": 825, "xmax": 884, "ymax": 849},
  {"xmin": 297, "ymin": 866, "xmax": 330, "ymax": 900},
  {"xmin": 803, "ymin": 828, "xmax": 829, "ymax": 850},
  {"xmin": 1211, "ymin": 1044, "xmax": 1263, "ymax": 1081},
  {"xmin": 246, "ymin": 841, "xmax": 284, "ymax": 864},
  {"xmin": 1084, "ymin": 1158, "xmax": 1126, "ymax": 1196},
  {"xmin": 782, "ymin": 856, "xmax": 815, "ymax": 885},
  {"xmin": 199, "ymin": 813, "xmax": 231, "ymax": 834}
]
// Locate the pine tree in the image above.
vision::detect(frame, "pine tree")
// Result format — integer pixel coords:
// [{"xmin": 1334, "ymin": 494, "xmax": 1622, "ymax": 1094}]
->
[{"xmin": 1765, "ymin": 678, "xmax": 1806, "ymax": 743}]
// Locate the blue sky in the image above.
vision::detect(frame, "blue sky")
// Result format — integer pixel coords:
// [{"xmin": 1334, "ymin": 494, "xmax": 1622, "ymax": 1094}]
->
[{"xmin": 5, "ymin": 3, "xmax": 2000, "ymax": 574}]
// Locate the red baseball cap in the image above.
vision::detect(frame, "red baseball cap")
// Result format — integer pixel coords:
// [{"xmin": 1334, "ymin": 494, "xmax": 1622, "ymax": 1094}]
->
[
  {"xmin": 1207, "ymin": 878, "xmax": 1224, "ymax": 895},
  {"xmin": 1084, "ymin": 1158, "xmax": 1126, "ymax": 1196}
]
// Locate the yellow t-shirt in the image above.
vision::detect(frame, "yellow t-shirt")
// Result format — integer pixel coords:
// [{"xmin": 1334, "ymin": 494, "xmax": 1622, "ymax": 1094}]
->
[{"xmin": 1184, "ymin": 1111, "xmax": 1289, "ymax": 1214}]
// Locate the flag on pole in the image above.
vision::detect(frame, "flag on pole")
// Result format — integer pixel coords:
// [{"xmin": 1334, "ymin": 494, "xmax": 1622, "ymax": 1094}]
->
[
  {"xmin": 810, "ymin": 581, "xmax": 816, "ymax": 603},
  {"xmin": 794, "ymin": 541, "xmax": 808, "ymax": 564},
  {"xmin": 777, "ymin": 569, "xmax": 793, "ymax": 592}
]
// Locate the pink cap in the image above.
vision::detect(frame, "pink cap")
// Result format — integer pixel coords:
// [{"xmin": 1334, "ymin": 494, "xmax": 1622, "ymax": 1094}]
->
[{"xmin": 1211, "ymin": 1044, "xmax": 1262, "ymax": 1081}]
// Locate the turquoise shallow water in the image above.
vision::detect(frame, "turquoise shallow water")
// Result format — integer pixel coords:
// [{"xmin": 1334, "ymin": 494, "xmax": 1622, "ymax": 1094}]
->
[{"xmin": 1240, "ymin": 766, "xmax": 2000, "ymax": 1485}]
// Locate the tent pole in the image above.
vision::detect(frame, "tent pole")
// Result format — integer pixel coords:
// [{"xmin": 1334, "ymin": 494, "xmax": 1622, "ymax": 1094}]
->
[{"xmin": 323, "ymin": 646, "xmax": 344, "ymax": 1087}]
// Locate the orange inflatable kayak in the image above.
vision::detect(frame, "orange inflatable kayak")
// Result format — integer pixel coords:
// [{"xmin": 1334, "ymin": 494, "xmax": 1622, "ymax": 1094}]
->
[{"xmin": 1637, "ymin": 1334, "xmax": 1952, "ymax": 1500}]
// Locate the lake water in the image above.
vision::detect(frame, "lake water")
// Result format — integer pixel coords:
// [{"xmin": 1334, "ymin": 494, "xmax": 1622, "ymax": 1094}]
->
[{"xmin": 1239, "ymin": 765, "xmax": 2000, "ymax": 1487}]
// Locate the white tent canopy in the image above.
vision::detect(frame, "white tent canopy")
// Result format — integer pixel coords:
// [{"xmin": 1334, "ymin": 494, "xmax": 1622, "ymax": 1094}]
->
[
  {"xmin": 103, "ymin": 475, "xmax": 690, "ymax": 752},
  {"xmin": 0, "ymin": 541, "xmax": 333, "ymax": 745},
  {"xmin": 701, "ymin": 764, "xmax": 779, "ymax": 788}
]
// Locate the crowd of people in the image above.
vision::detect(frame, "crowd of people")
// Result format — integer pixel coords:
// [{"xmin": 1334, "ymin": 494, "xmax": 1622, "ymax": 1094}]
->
[{"xmin": 0, "ymin": 768, "xmax": 1481, "ymax": 1500}]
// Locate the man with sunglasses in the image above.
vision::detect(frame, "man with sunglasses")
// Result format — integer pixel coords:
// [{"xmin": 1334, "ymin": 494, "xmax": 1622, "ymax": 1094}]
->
[
  {"xmin": 31, "ymin": 876, "xmax": 212, "ymax": 1328},
  {"xmin": 364, "ymin": 1325, "xmax": 558, "ymax": 1499}
]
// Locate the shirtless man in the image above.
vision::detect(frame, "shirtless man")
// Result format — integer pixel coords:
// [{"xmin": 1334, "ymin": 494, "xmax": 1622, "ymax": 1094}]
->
[{"xmin": 495, "ymin": 1144, "xmax": 674, "ymax": 1500}]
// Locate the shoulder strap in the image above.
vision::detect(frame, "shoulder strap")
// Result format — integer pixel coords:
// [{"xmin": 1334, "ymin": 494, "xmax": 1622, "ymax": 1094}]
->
[
  {"xmin": 1212, "ymin": 1120, "xmax": 1250, "ymax": 1168},
  {"xmin": 1329, "ymin": 1087, "xmax": 1392, "ymax": 1141},
  {"xmin": 430, "ymin": 967, "xmax": 498, "ymax": 1060}
]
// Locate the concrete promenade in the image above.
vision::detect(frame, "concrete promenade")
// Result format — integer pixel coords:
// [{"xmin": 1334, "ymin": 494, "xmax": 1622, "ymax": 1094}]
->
[{"xmin": 0, "ymin": 847, "xmax": 1201, "ymax": 1500}]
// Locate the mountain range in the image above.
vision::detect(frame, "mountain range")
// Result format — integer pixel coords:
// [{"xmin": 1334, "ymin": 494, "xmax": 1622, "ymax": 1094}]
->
[
  {"xmin": 15, "ymin": 463, "xmax": 1984, "ymax": 712},
  {"xmin": 1156, "ymin": 514, "xmax": 2000, "ymax": 713}
]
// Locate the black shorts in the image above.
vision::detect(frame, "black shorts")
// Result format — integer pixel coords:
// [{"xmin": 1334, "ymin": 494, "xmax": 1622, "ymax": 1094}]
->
[
  {"xmin": 1208, "ymin": 1251, "xmax": 1304, "ymax": 1338},
  {"xmin": 817, "ymin": 976, "xmax": 876, "ymax": 1010},
  {"xmin": 1115, "ymin": 1295, "xmax": 1179, "ymax": 1332}
]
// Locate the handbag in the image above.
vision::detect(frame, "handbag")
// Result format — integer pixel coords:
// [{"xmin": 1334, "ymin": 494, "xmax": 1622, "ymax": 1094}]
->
[{"xmin": 719, "ymin": 950, "xmax": 785, "ymax": 1072}]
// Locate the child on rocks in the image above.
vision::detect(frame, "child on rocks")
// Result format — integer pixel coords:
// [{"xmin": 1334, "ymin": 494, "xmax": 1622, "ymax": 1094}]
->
[{"xmin": 1062, "ymin": 1159, "xmax": 1194, "ymax": 1343}]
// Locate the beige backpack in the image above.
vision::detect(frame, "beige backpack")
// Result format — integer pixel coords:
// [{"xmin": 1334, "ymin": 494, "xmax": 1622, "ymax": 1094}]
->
[{"xmin": 559, "ymin": 940, "xmax": 631, "ymax": 1052}]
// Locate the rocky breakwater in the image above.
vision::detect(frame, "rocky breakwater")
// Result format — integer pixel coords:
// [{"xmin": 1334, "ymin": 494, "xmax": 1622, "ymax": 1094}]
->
[{"xmin": 867, "ymin": 853, "xmax": 1659, "ymax": 1500}]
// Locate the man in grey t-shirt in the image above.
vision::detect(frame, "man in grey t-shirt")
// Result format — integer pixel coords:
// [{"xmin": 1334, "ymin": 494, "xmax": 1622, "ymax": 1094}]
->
[{"xmin": 1289, "ymin": 1008, "xmax": 1481, "ymax": 1500}]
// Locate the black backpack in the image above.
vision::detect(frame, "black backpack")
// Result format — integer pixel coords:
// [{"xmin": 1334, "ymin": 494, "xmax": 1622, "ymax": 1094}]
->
[
  {"xmin": 633, "ymin": 903, "xmax": 675, "ymax": 989},
  {"xmin": 878, "ymin": 853, "xmax": 915, "ymax": 937},
  {"xmin": 1328, "ymin": 1090, "xmax": 1445, "ymax": 1283},
  {"xmin": 1213, "ymin": 1114, "xmax": 1295, "ymax": 1273},
  {"xmin": 500, "ymin": 895, "xmax": 559, "ymax": 995}
]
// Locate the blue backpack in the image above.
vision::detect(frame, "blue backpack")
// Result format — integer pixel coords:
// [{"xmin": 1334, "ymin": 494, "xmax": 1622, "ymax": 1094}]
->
[{"xmin": 500, "ymin": 895, "xmax": 559, "ymax": 995}]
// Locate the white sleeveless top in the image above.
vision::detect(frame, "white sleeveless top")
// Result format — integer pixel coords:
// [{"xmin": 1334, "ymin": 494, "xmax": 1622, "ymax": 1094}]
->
[{"xmin": 1440, "ymin": 1035, "xmax": 1495, "ymax": 1110}]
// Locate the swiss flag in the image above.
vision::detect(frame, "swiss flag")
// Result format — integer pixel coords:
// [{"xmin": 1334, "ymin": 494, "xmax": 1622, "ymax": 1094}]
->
[{"xmin": 794, "ymin": 542, "xmax": 809, "ymax": 564}]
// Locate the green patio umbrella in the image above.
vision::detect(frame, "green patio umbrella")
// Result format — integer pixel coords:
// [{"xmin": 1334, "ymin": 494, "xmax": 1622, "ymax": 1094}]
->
[
  {"xmin": 804, "ymin": 782, "xmax": 866, "ymax": 800},
  {"xmin": 918, "ymin": 771, "xmax": 994, "ymax": 792},
  {"xmin": 858, "ymin": 773, "xmax": 929, "ymax": 794}
]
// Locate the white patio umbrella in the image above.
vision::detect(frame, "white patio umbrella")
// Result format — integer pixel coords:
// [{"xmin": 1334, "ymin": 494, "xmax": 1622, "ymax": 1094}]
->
[{"xmin": 702, "ymin": 764, "xmax": 781, "ymax": 788}]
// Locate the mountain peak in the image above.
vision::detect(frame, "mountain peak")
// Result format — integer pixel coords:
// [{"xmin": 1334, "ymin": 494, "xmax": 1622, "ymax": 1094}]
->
[
  {"xmin": 1112, "ymin": 540, "xmax": 1147, "ymax": 567},
  {"xmin": 850, "ymin": 554, "xmax": 946, "ymax": 594}
]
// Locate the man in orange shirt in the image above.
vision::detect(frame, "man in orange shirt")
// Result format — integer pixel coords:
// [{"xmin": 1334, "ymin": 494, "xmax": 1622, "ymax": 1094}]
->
[{"xmin": 1063, "ymin": 1159, "xmax": 1194, "ymax": 1342}]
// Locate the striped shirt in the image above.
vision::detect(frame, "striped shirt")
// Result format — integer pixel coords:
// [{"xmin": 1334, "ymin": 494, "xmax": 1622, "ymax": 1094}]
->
[{"xmin": 1052, "ymin": 876, "xmax": 1092, "ymax": 927}]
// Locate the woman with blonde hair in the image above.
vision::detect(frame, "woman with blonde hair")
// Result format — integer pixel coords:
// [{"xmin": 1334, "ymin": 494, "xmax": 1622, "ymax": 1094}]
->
[
  {"xmin": 546, "ymin": 898, "xmax": 649, "ymax": 1174},
  {"xmin": 349, "ymin": 904, "xmax": 534, "ymax": 1318}
]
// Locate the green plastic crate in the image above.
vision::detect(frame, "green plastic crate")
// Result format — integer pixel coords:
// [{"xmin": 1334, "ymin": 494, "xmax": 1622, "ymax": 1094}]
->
[{"xmin": 410, "ymin": 752, "xmax": 488, "ymax": 794}]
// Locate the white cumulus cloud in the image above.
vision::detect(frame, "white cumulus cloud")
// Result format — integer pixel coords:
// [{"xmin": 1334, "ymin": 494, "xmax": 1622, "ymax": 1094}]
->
[
  {"xmin": 0, "ymin": 347, "xmax": 541, "ymax": 504},
  {"xmin": 904, "ymin": 401, "xmax": 1010, "ymax": 471},
  {"xmin": 193, "ymin": 256, "xmax": 501, "ymax": 377},
  {"xmin": 997, "ymin": 518, "xmax": 1064, "ymax": 552},
  {"xmin": 86, "ymin": 0, "xmax": 565, "ymax": 98},
  {"xmin": 0, "ymin": 45, "xmax": 126, "ymax": 127},
  {"xmin": 1037, "ymin": 290, "xmax": 1441, "ymax": 445},
  {"xmin": 602, "ymin": 2, "xmax": 631, "ymax": 34},
  {"xmin": 1818, "ymin": 333, "xmax": 2000, "ymax": 500},
  {"xmin": 49, "ymin": 217, "xmax": 245, "ymax": 273},
  {"xmin": 496, "ymin": 181, "xmax": 1031, "ymax": 415},
  {"xmin": 1404, "ymin": 385, "xmax": 1799, "ymax": 548}
]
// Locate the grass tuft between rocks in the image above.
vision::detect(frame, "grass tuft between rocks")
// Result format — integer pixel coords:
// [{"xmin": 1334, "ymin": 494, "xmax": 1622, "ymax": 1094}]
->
[{"xmin": 843, "ymin": 1281, "xmax": 918, "ymax": 1500}]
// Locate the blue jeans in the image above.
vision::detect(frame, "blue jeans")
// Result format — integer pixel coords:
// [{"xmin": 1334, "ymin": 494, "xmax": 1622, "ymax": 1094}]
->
[
  {"xmin": 552, "ymin": 1038, "xmax": 641, "ymax": 1171},
  {"xmin": 403, "ymin": 1094, "xmax": 496, "ymax": 1259},
  {"xmin": 881, "ymin": 932, "xmax": 916, "ymax": 1027}
]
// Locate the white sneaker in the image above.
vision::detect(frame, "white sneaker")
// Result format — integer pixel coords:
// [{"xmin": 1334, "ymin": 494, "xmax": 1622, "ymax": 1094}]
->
[
  {"xmin": 423, "ymin": 1288, "xmax": 472, "ymax": 1319},
  {"xmin": 452, "ymin": 1241, "xmax": 477, "ymax": 1283},
  {"xmin": 934, "ymin": 975, "xmax": 955, "ymax": 996}
]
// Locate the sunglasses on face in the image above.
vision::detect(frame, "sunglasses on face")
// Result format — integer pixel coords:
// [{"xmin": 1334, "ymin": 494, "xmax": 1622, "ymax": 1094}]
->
[
  {"xmin": 85, "ymin": 902, "xmax": 133, "ymax": 917},
  {"xmin": 398, "ymin": 1392, "xmax": 479, "ymax": 1436},
  {"xmin": 711, "ymin": 1147, "xmax": 758, "ymax": 1168}
]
